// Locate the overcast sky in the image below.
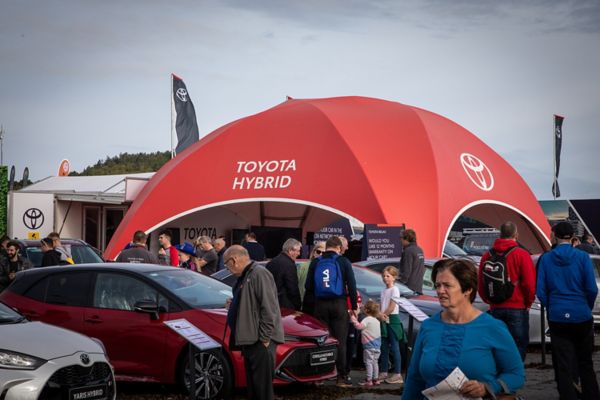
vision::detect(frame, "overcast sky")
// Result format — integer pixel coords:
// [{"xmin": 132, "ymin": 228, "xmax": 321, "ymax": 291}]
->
[{"xmin": 1, "ymin": 0, "xmax": 599, "ymax": 200}]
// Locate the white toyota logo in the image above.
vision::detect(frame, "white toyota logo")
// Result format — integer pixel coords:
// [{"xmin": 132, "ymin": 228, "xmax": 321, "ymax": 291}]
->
[
  {"xmin": 460, "ymin": 153, "xmax": 494, "ymax": 192},
  {"xmin": 176, "ymin": 88, "xmax": 188, "ymax": 102}
]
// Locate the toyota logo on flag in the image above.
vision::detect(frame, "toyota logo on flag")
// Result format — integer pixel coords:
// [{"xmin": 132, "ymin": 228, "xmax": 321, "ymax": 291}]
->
[
  {"xmin": 460, "ymin": 153, "xmax": 494, "ymax": 192},
  {"xmin": 23, "ymin": 208, "xmax": 45, "ymax": 230},
  {"xmin": 176, "ymin": 88, "xmax": 188, "ymax": 102}
]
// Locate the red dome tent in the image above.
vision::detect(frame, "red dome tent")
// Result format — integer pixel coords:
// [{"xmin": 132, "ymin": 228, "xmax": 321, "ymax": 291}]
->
[{"xmin": 105, "ymin": 96, "xmax": 550, "ymax": 260}]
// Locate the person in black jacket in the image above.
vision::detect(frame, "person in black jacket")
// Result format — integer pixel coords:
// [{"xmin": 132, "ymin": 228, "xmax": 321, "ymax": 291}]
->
[
  {"xmin": 40, "ymin": 237, "xmax": 63, "ymax": 267},
  {"xmin": 266, "ymin": 238, "xmax": 302, "ymax": 311},
  {"xmin": 577, "ymin": 233, "xmax": 600, "ymax": 255},
  {"xmin": 0, "ymin": 241, "xmax": 32, "ymax": 291},
  {"xmin": 304, "ymin": 235, "xmax": 358, "ymax": 388},
  {"xmin": 242, "ymin": 232, "xmax": 266, "ymax": 261}
]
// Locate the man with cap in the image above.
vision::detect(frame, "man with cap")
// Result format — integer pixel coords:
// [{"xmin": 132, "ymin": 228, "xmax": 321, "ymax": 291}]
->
[
  {"xmin": 537, "ymin": 221, "xmax": 599, "ymax": 399},
  {"xmin": 176, "ymin": 242, "xmax": 198, "ymax": 271}
]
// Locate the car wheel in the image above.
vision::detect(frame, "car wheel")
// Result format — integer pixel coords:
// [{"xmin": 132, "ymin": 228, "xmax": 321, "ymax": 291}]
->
[{"xmin": 181, "ymin": 348, "xmax": 232, "ymax": 400}]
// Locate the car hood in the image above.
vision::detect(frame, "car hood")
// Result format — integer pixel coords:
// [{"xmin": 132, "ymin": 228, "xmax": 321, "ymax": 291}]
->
[
  {"xmin": 202, "ymin": 308, "xmax": 329, "ymax": 336},
  {"xmin": 1, "ymin": 321, "xmax": 104, "ymax": 359}
]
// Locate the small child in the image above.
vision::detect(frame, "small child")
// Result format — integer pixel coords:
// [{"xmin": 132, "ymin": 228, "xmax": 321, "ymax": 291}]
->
[
  {"xmin": 350, "ymin": 299, "xmax": 382, "ymax": 387},
  {"xmin": 379, "ymin": 265, "xmax": 404, "ymax": 384}
]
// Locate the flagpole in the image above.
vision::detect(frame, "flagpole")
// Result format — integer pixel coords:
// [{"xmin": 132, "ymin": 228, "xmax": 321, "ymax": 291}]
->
[
  {"xmin": 553, "ymin": 115, "xmax": 556, "ymax": 200},
  {"xmin": 170, "ymin": 74, "xmax": 175, "ymax": 159}
]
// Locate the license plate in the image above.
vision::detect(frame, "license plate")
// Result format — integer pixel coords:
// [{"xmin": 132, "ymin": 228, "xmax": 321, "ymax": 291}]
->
[
  {"xmin": 69, "ymin": 384, "xmax": 108, "ymax": 400},
  {"xmin": 309, "ymin": 349, "xmax": 335, "ymax": 366}
]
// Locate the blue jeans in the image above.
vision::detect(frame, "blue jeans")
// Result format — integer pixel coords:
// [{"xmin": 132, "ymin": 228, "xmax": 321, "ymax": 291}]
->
[
  {"xmin": 379, "ymin": 323, "xmax": 401, "ymax": 374},
  {"xmin": 489, "ymin": 308, "xmax": 529, "ymax": 361}
]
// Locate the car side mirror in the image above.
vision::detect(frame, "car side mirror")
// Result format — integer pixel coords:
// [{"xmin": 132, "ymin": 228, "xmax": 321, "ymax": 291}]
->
[{"xmin": 134, "ymin": 300, "xmax": 160, "ymax": 320}]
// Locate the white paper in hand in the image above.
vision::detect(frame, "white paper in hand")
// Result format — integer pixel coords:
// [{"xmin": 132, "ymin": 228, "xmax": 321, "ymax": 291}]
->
[{"xmin": 421, "ymin": 367, "xmax": 482, "ymax": 400}]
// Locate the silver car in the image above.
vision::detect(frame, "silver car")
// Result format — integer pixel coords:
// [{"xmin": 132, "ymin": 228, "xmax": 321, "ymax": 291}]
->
[{"xmin": 0, "ymin": 301, "xmax": 116, "ymax": 400}]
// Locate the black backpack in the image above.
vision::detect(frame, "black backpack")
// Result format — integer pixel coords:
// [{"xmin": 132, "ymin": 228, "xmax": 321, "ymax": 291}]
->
[{"xmin": 481, "ymin": 246, "xmax": 518, "ymax": 304}]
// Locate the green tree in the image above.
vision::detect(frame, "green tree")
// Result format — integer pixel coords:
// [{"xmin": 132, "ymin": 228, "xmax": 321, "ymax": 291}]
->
[{"xmin": 71, "ymin": 151, "xmax": 171, "ymax": 176}]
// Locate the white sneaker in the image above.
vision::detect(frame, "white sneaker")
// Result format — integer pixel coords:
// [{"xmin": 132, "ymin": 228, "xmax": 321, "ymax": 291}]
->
[
  {"xmin": 384, "ymin": 373, "xmax": 404, "ymax": 384},
  {"xmin": 376, "ymin": 372, "xmax": 388, "ymax": 382}
]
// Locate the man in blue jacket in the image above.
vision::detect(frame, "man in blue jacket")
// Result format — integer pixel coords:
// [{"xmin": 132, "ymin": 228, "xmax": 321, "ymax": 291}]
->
[{"xmin": 537, "ymin": 222, "xmax": 599, "ymax": 400}]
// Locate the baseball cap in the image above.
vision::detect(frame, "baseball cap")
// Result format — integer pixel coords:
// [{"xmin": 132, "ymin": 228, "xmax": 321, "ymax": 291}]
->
[
  {"xmin": 175, "ymin": 242, "xmax": 196, "ymax": 256},
  {"xmin": 552, "ymin": 222, "xmax": 574, "ymax": 240}
]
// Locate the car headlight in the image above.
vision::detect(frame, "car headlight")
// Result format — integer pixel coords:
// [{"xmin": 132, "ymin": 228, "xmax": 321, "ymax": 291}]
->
[
  {"xmin": 284, "ymin": 335, "xmax": 302, "ymax": 342},
  {"xmin": 0, "ymin": 349, "xmax": 46, "ymax": 370}
]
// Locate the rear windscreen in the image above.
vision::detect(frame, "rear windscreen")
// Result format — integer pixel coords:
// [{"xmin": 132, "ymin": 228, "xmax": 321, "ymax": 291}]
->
[{"xmin": 24, "ymin": 244, "xmax": 103, "ymax": 267}]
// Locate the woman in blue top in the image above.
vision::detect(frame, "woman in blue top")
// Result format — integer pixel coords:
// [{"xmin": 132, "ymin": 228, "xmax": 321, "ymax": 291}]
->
[{"xmin": 403, "ymin": 259, "xmax": 524, "ymax": 399}]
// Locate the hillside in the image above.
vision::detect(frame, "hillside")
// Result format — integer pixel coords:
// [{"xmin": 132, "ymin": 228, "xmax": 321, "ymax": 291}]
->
[{"xmin": 71, "ymin": 151, "xmax": 170, "ymax": 176}]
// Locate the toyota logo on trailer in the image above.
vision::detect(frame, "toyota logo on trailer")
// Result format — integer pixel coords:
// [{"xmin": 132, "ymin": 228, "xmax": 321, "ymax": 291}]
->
[
  {"xmin": 460, "ymin": 153, "xmax": 494, "ymax": 192},
  {"xmin": 23, "ymin": 208, "xmax": 45, "ymax": 230}
]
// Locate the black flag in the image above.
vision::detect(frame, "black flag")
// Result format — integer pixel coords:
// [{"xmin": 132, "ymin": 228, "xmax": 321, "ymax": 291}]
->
[
  {"xmin": 172, "ymin": 74, "xmax": 199, "ymax": 155},
  {"xmin": 9, "ymin": 165, "xmax": 15, "ymax": 191},
  {"xmin": 22, "ymin": 167, "xmax": 29, "ymax": 188},
  {"xmin": 552, "ymin": 115, "xmax": 564, "ymax": 198}
]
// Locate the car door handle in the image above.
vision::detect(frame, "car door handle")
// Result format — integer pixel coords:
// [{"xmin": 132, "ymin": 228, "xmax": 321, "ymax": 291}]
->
[
  {"xmin": 22, "ymin": 311, "xmax": 40, "ymax": 319},
  {"xmin": 84, "ymin": 315, "xmax": 103, "ymax": 324}
]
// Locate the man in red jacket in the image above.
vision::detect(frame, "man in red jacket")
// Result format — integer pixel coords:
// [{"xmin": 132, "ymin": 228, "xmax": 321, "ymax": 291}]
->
[{"xmin": 478, "ymin": 221, "xmax": 536, "ymax": 360}]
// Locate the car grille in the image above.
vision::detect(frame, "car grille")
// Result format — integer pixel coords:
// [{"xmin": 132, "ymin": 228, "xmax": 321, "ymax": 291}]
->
[
  {"xmin": 279, "ymin": 345, "xmax": 337, "ymax": 377},
  {"xmin": 49, "ymin": 362, "xmax": 112, "ymax": 385},
  {"xmin": 39, "ymin": 362, "xmax": 114, "ymax": 400}
]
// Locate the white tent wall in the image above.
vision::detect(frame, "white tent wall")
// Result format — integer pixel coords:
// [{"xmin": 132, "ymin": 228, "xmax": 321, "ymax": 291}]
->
[
  {"xmin": 147, "ymin": 200, "xmax": 348, "ymax": 253},
  {"xmin": 8, "ymin": 191, "xmax": 54, "ymax": 240},
  {"xmin": 54, "ymin": 200, "xmax": 83, "ymax": 240}
]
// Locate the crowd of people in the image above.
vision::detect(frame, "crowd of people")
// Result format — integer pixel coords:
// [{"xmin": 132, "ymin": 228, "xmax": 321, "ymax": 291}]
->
[
  {"xmin": 115, "ymin": 229, "xmax": 228, "ymax": 274},
  {"xmin": 229, "ymin": 224, "xmax": 599, "ymax": 400},
  {"xmin": 0, "ymin": 232, "xmax": 74, "ymax": 291},
  {"xmin": 1, "ymin": 222, "xmax": 599, "ymax": 400}
]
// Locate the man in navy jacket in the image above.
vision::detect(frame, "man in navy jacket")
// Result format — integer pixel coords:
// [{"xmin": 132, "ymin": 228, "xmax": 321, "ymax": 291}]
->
[{"xmin": 537, "ymin": 222, "xmax": 599, "ymax": 399}]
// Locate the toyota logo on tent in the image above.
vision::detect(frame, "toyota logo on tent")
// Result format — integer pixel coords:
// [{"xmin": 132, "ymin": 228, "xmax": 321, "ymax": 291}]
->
[
  {"xmin": 23, "ymin": 208, "xmax": 45, "ymax": 230},
  {"xmin": 460, "ymin": 153, "xmax": 494, "ymax": 192}
]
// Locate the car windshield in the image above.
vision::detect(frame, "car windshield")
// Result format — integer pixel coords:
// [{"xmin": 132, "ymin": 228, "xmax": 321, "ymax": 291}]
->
[
  {"xmin": 462, "ymin": 234, "xmax": 498, "ymax": 256},
  {"xmin": 352, "ymin": 266, "xmax": 414, "ymax": 297},
  {"xmin": 444, "ymin": 240, "xmax": 468, "ymax": 257},
  {"xmin": 25, "ymin": 244, "xmax": 104, "ymax": 267},
  {"xmin": 0, "ymin": 302, "xmax": 25, "ymax": 324},
  {"xmin": 146, "ymin": 269, "xmax": 232, "ymax": 309}
]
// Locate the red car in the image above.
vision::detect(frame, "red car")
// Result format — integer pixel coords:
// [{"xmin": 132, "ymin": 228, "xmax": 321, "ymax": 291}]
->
[{"xmin": 0, "ymin": 264, "xmax": 338, "ymax": 399}]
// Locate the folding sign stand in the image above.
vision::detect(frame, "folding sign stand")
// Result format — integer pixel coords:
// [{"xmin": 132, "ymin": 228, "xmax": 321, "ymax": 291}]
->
[
  {"xmin": 393, "ymin": 296, "xmax": 429, "ymax": 367},
  {"xmin": 165, "ymin": 319, "xmax": 221, "ymax": 400}
]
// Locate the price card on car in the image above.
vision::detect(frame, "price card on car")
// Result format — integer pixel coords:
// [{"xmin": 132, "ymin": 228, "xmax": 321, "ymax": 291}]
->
[
  {"xmin": 394, "ymin": 297, "xmax": 429, "ymax": 322},
  {"xmin": 309, "ymin": 349, "xmax": 335, "ymax": 366},
  {"xmin": 165, "ymin": 318, "xmax": 221, "ymax": 351}
]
